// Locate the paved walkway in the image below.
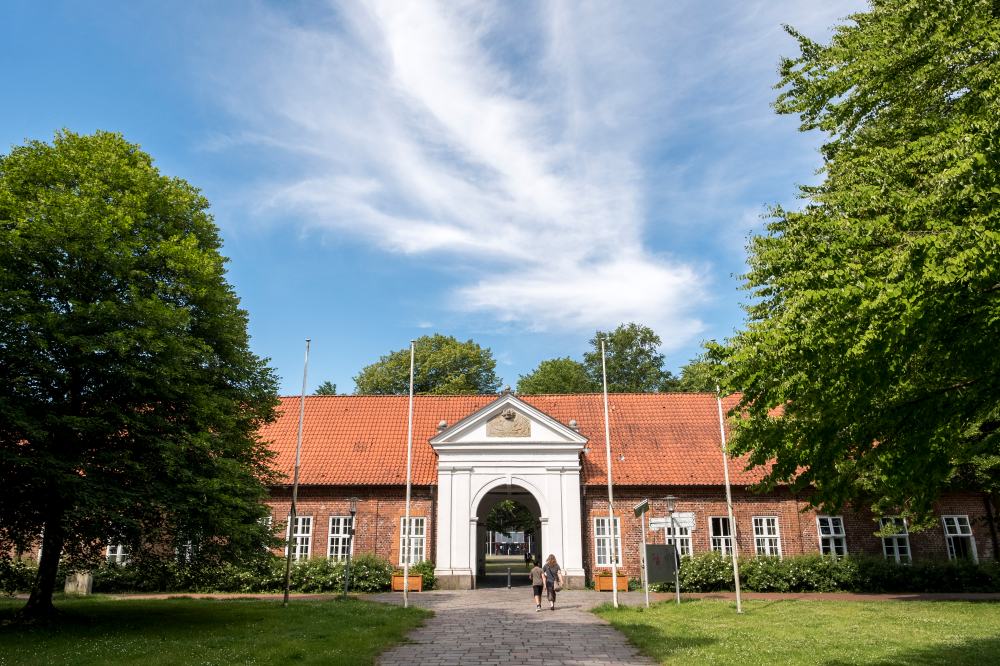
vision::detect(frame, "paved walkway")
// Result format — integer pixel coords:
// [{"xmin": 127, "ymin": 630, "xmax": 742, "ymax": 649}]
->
[{"xmin": 372, "ymin": 588, "xmax": 656, "ymax": 666}]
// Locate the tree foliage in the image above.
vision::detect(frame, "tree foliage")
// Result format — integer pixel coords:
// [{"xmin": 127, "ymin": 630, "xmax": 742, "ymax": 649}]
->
[
  {"xmin": 719, "ymin": 1, "xmax": 1000, "ymax": 522},
  {"xmin": 583, "ymin": 323, "xmax": 676, "ymax": 392},
  {"xmin": 314, "ymin": 381, "xmax": 337, "ymax": 395},
  {"xmin": 353, "ymin": 334, "xmax": 501, "ymax": 395},
  {"xmin": 484, "ymin": 500, "xmax": 537, "ymax": 537},
  {"xmin": 668, "ymin": 354, "xmax": 721, "ymax": 393},
  {"xmin": 0, "ymin": 131, "xmax": 280, "ymax": 618},
  {"xmin": 516, "ymin": 357, "xmax": 597, "ymax": 394}
]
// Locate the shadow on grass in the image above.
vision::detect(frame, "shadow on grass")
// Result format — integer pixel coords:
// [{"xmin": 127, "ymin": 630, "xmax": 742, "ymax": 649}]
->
[
  {"xmin": 0, "ymin": 596, "xmax": 430, "ymax": 666},
  {"xmin": 612, "ymin": 621, "xmax": 717, "ymax": 659},
  {"xmin": 825, "ymin": 636, "xmax": 1000, "ymax": 666},
  {"xmin": 1, "ymin": 596, "xmax": 302, "ymax": 633}
]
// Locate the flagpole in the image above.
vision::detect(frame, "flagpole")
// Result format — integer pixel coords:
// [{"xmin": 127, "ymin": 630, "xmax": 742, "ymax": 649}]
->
[
  {"xmin": 600, "ymin": 337, "xmax": 619, "ymax": 608},
  {"xmin": 716, "ymin": 386, "xmax": 743, "ymax": 614},
  {"xmin": 283, "ymin": 338, "xmax": 310, "ymax": 607},
  {"xmin": 402, "ymin": 341, "xmax": 416, "ymax": 608}
]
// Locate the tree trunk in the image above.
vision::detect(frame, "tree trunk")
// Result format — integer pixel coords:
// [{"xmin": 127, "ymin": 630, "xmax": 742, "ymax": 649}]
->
[{"xmin": 21, "ymin": 507, "xmax": 66, "ymax": 621}]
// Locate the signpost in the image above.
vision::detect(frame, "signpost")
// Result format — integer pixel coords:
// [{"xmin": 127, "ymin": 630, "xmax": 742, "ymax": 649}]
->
[{"xmin": 633, "ymin": 499, "xmax": 650, "ymax": 608}]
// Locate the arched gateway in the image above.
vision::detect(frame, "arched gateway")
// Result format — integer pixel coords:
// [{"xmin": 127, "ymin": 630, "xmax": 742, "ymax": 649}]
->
[{"xmin": 430, "ymin": 394, "xmax": 587, "ymax": 589}]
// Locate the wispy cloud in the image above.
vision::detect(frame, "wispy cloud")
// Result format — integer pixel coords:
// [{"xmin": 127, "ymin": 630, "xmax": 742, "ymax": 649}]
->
[{"xmin": 201, "ymin": 0, "xmax": 864, "ymax": 348}]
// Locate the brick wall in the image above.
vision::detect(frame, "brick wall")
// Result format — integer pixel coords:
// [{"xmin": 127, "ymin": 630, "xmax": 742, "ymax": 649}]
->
[
  {"xmin": 267, "ymin": 485, "xmax": 436, "ymax": 566},
  {"xmin": 580, "ymin": 486, "xmax": 996, "ymax": 579}
]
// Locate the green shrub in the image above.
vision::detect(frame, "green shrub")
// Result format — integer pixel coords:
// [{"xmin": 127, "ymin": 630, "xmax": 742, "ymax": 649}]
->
[
  {"xmin": 406, "ymin": 560, "xmax": 437, "ymax": 591},
  {"xmin": 649, "ymin": 553, "xmax": 1000, "ymax": 594},
  {"xmin": 0, "ymin": 558, "xmax": 36, "ymax": 596},
  {"xmin": 89, "ymin": 553, "xmax": 395, "ymax": 594}
]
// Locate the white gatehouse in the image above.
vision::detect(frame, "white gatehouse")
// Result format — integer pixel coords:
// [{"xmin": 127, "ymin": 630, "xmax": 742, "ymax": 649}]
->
[{"xmin": 430, "ymin": 394, "xmax": 588, "ymax": 589}]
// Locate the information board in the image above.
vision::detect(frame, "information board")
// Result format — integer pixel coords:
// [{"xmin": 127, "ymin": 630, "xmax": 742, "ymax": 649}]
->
[{"xmin": 645, "ymin": 544, "xmax": 678, "ymax": 583}]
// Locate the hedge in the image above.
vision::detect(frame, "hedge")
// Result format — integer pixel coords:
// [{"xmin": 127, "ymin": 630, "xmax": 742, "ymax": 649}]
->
[
  {"xmin": 1, "ymin": 554, "xmax": 414, "ymax": 595},
  {"xmin": 648, "ymin": 552, "xmax": 1000, "ymax": 594}
]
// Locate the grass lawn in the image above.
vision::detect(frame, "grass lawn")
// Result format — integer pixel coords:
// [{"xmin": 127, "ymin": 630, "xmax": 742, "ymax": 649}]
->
[
  {"xmin": 0, "ymin": 595, "xmax": 429, "ymax": 665},
  {"xmin": 594, "ymin": 599, "xmax": 1000, "ymax": 665}
]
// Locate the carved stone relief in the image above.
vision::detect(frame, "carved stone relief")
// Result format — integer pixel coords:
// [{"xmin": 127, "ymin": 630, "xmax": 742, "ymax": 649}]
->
[{"xmin": 486, "ymin": 408, "xmax": 531, "ymax": 437}]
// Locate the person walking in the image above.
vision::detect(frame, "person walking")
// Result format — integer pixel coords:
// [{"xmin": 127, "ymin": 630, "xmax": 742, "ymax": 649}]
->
[
  {"xmin": 529, "ymin": 559, "xmax": 544, "ymax": 611},
  {"xmin": 542, "ymin": 554, "xmax": 563, "ymax": 611}
]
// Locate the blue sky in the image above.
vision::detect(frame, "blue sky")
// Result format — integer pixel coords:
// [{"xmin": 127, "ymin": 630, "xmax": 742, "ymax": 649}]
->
[{"xmin": 1, "ymin": 1, "xmax": 866, "ymax": 394}]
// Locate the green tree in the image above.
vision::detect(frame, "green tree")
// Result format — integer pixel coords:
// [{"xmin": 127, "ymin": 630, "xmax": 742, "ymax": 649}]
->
[
  {"xmin": 0, "ymin": 131, "xmax": 279, "ymax": 619},
  {"xmin": 353, "ymin": 334, "xmax": 501, "ymax": 395},
  {"xmin": 719, "ymin": 1, "xmax": 1000, "ymax": 523},
  {"xmin": 516, "ymin": 357, "xmax": 597, "ymax": 394},
  {"xmin": 583, "ymin": 323, "xmax": 676, "ymax": 392},
  {"xmin": 667, "ymin": 353, "xmax": 721, "ymax": 393},
  {"xmin": 484, "ymin": 500, "xmax": 537, "ymax": 537},
  {"xmin": 314, "ymin": 381, "xmax": 337, "ymax": 395}
]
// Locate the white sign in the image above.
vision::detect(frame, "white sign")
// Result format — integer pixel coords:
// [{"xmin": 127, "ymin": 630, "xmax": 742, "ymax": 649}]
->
[{"xmin": 650, "ymin": 513, "xmax": 696, "ymax": 531}]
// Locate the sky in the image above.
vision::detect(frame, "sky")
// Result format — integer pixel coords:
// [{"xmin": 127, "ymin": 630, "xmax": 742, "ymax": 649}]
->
[{"xmin": 1, "ymin": 0, "xmax": 867, "ymax": 395}]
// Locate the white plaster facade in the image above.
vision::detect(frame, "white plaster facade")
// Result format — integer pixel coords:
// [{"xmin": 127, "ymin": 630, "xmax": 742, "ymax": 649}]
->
[{"xmin": 430, "ymin": 394, "xmax": 588, "ymax": 589}]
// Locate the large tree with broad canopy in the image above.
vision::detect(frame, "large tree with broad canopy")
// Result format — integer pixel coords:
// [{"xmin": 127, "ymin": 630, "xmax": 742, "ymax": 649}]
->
[
  {"xmin": 0, "ymin": 131, "xmax": 280, "ymax": 619},
  {"xmin": 717, "ymin": 0, "xmax": 1000, "ymax": 525}
]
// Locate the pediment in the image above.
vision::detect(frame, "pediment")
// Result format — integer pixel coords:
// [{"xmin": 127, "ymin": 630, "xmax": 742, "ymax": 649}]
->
[{"xmin": 430, "ymin": 394, "xmax": 588, "ymax": 448}]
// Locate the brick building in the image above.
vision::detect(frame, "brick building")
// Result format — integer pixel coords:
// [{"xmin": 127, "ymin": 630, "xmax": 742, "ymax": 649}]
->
[{"xmin": 262, "ymin": 392, "xmax": 998, "ymax": 589}]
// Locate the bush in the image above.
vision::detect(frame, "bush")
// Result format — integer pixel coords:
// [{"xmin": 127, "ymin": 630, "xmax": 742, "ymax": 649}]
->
[
  {"xmin": 406, "ymin": 560, "xmax": 437, "ymax": 591},
  {"xmin": 649, "ymin": 552, "xmax": 1000, "ymax": 594},
  {"xmin": 0, "ymin": 558, "xmax": 36, "ymax": 596},
  {"xmin": 346, "ymin": 554, "xmax": 394, "ymax": 593},
  {"xmin": 89, "ymin": 553, "xmax": 396, "ymax": 594}
]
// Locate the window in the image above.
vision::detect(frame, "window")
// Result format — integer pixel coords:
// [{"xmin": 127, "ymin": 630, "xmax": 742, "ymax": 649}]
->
[
  {"xmin": 880, "ymin": 517, "xmax": 911, "ymax": 563},
  {"xmin": 286, "ymin": 515, "xmax": 312, "ymax": 561},
  {"xmin": 328, "ymin": 516, "xmax": 354, "ymax": 561},
  {"xmin": 106, "ymin": 544, "xmax": 128, "ymax": 564},
  {"xmin": 594, "ymin": 517, "xmax": 622, "ymax": 566},
  {"xmin": 399, "ymin": 517, "xmax": 426, "ymax": 565},
  {"xmin": 817, "ymin": 516, "xmax": 847, "ymax": 556},
  {"xmin": 710, "ymin": 517, "xmax": 734, "ymax": 555},
  {"xmin": 942, "ymin": 515, "xmax": 977, "ymax": 562},
  {"xmin": 753, "ymin": 517, "xmax": 782, "ymax": 557},
  {"xmin": 664, "ymin": 513, "xmax": 693, "ymax": 557}
]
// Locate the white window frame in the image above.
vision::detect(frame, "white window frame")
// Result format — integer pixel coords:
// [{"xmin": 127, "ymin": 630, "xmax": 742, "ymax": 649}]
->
[
  {"xmin": 817, "ymin": 515, "xmax": 847, "ymax": 557},
  {"xmin": 328, "ymin": 515, "xmax": 354, "ymax": 562},
  {"xmin": 664, "ymin": 513, "xmax": 694, "ymax": 557},
  {"xmin": 106, "ymin": 544, "xmax": 128, "ymax": 564},
  {"xmin": 879, "ymin": 517, "xmax": 911, "ymax": 563},
  {"xmin": 399, "ymin": 516, "xmax": 426, "ymax": 566},
  {"xmin": 942, "ymin": 515, "xmax": 977, "ymax": 563},
  {"xmin": 753, "ymin": 516, "xmax": 782, "ymax": 557},
  {"xmin": 593, "ymin": 516, "xmax": 623, "ymax": 567},
  {"xmin": 710, "ymin": 516, "xmax": 734, "ymax": 555},
  {"xmin": 286, "ymin": 515, "xmax": 312, "ymax": 561}
]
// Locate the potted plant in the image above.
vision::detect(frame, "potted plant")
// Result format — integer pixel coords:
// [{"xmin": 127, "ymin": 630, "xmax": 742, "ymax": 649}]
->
[
  {"xmin": 391, "ymin": 570, "xmax": 423, "ymax": 592},
  {"xmin": 593, "ymin": 571, "xmax": 628, "ymax": 591}
]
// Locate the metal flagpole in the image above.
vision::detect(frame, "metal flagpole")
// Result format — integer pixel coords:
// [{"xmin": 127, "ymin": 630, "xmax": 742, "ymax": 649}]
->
[
  {"xmin": 402, "ymin": 341, "xmax": 416, "ymax": 608},
  {"xmin": 600, "ymin": 337, "xmax": 619, "ymax": 608},
  {"xmin": 283, "ymin": 338, "xmax": 310, "ymax": 607},
  {"xmin": 669, "ymin": 509, "xmax": 681, "ymax": 605},
  {"xmin": 716, "ymin": 385, "xmax": 743, "ymax": 614},
  {"xmin": 641, "ymin": 510, "xmax": 650, "ymax": 608}
]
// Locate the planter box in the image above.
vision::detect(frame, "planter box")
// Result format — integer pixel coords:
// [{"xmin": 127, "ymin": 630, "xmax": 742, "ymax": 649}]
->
[
  {"xmin": 594, "ymin": 574, "xmax": 627, "ymax": 592},
  {"xmin": 391, "ymin": 574, "xmax": 423, "ymax": 592}
]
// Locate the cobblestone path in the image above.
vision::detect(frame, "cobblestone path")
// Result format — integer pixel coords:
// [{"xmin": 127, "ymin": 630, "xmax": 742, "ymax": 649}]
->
[{"xmin": 373, "ymin": 588, "xmax": 655, "ymax": 666}]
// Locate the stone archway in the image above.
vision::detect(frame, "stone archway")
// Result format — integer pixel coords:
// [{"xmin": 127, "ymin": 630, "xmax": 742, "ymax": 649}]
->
[{"xmin": 474, "ymin": 484, "xmax": 542, "ymax": 587}]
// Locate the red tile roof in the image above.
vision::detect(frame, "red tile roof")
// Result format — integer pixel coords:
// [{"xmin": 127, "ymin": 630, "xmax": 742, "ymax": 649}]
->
[{"xmin": 261, "ymin": 393, "xmax": 766, "ymax": 487}]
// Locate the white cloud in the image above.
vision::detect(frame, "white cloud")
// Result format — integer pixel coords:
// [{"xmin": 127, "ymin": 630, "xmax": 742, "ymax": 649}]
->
[{"xmin": 201, "ymin": 0, "xmax": 864, "ymax": 345}]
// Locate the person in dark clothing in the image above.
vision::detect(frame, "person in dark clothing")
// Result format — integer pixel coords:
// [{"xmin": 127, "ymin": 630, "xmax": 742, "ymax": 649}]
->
[
  {"xmin": 529, "ymin": 560, "xmax": 544, "ymax": 611},
  {"xmin": 542, "ymin": 554, "xmax": 563, "ymax": 610}
]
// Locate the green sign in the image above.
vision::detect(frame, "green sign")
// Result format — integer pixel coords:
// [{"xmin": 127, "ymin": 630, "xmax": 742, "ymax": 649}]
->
[{"xmin": 633, "ymin": 499, "xmax": 649, "ymax": 517}]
